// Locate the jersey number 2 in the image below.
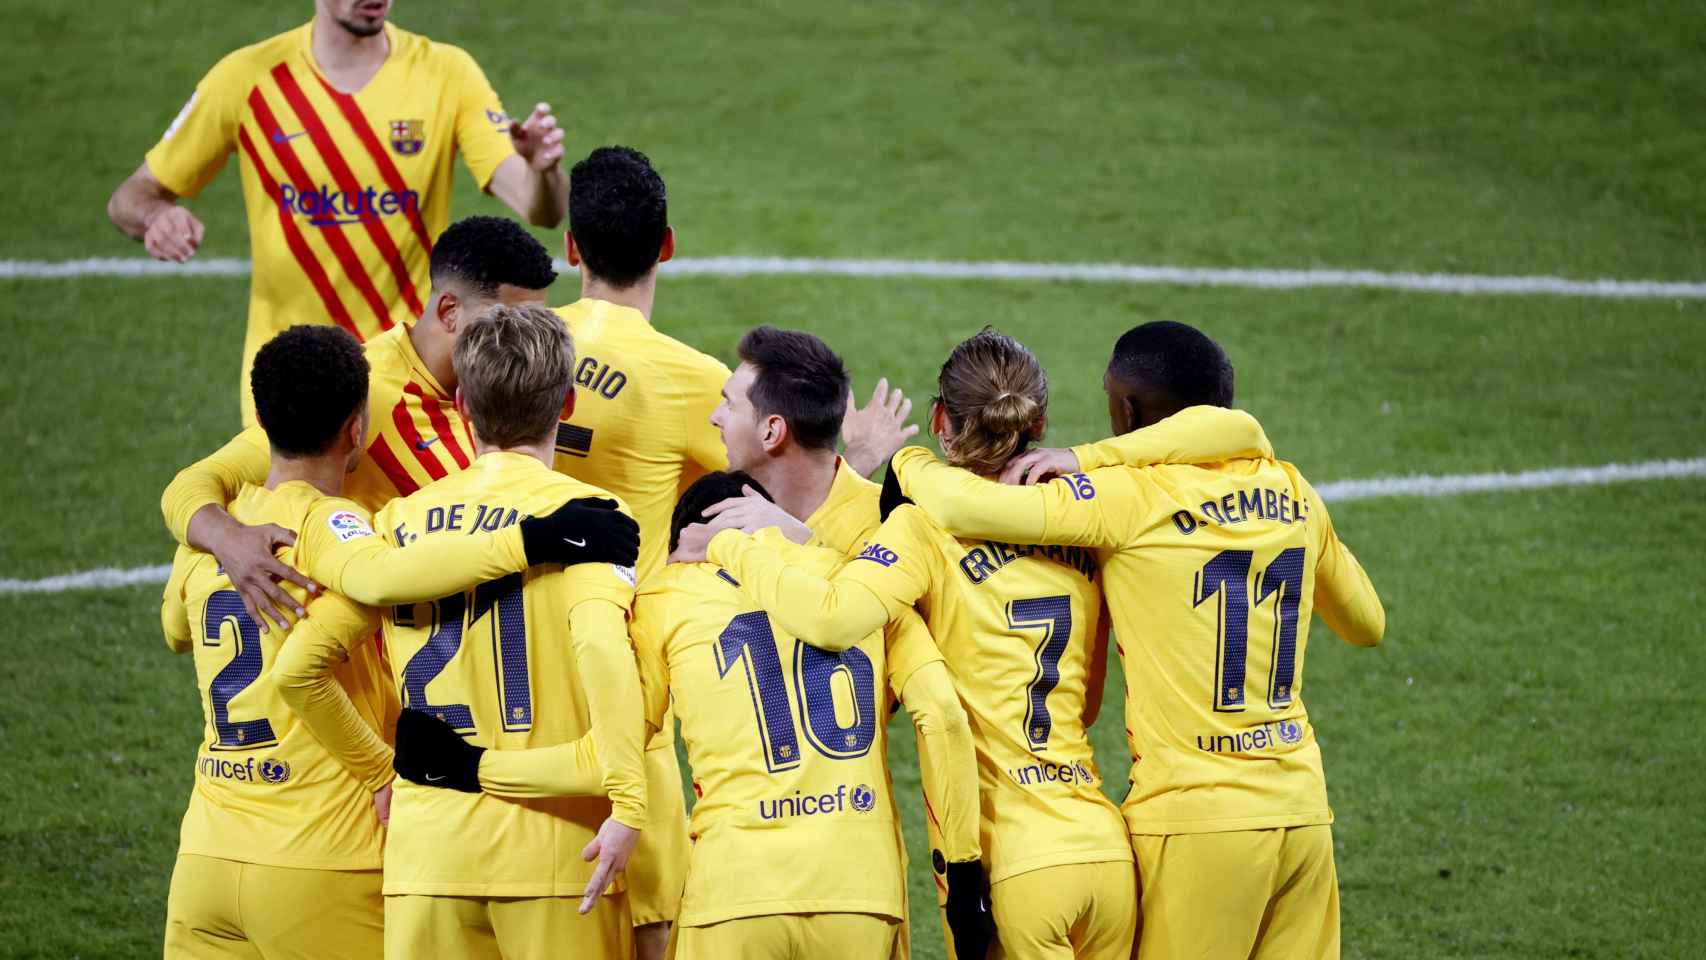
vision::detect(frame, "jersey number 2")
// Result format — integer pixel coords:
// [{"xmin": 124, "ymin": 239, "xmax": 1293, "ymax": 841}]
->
[
  {"xmin": 399, "ymin": 574, "xmax": 532, "ymax": 734},
  {"xmin": 717, "ymin": 612, "xmax": 878, "ymax": 772},
  {"xmin": 202, "ymin": 590, "xmax": 277, "ymax": 750},
  {"xmin": 1194, "ymin": 548, "xmax": 1305, "ymax": 711}
]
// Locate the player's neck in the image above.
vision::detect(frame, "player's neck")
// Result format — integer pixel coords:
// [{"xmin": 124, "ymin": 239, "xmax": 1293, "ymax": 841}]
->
[
  {"xmin": 749, "ymin": 448, "xmax": 840, "ymax": 523},
  {"xmin": 265, "ymin": 455, "xmax": 347, "ymax": 498},
  {"xmin": 472, "ymin": 436, "xmax": 555, "ymax": 468},
  {"xmin": 579, "ymin": 273, "xmax": 655, "ymax": 322},
  {"xmin": 409, "ymin": 319, "xmax": 458, "ymax": 393},
  {"xmin": 310, "ymin": 14, "xmax": 390, "ymax": 92}
]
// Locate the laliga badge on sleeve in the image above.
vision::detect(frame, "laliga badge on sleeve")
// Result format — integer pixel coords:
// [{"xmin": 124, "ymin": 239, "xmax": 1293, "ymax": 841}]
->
[{"xmin": 328, "ymin": 510, "xmax": 376, "ymax": 543}]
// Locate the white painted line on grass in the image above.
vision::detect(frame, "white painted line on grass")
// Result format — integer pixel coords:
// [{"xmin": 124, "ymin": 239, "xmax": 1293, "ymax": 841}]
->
[
  {"xmin": 4, "ymin": 457, "xmax": 1702, "ymax": 595},
  {"xmin": 4, "ymin": 256, "xmax": 1705, "ymax": 299}
]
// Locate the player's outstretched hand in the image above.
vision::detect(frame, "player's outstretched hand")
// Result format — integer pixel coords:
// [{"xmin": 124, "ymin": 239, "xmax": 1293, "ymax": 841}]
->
[
  {"xmin": 998, "ymin": 447, "xmax": 1079, "ymax": 486},
  {"xmin": 519, "ymin": 497, "xmax": 640, "ymax": 568},
  {"xmin": 393, "ymin": 708, "xmax": 484, "ymax": 792},
  {"xmin": 580, "ymin": 816, "xmax": 640, "ymax": 914},
  {"xmin": 703, "ymin": 486, "xmax": 812, "ymax": 544},
  {"xmin": 509, "ymin": 102, "xmax": 566, "ymax": 172},
  {"xmin": 143, "ymin": 206, "xmax": 205, "ymax": 262},
  {"xmin": 209, "ymin": 520, "xmax": 317, "ymax": 632},
  {"xmin": 944, "ymin": 859, "xmax": 997, "ymax": 960},
  {"xmin": 842, "ymin": 378, "xmax": 919, "ymax": 478}
]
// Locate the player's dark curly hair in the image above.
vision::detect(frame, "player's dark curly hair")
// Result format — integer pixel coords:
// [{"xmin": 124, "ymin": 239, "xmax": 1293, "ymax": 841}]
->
[
  {"xmin": 251, "ymin": 325, "xmax": 369, "ymax": 457},
  {"xmin": 737, "ymin": 326, "xmax": 849, "ymax": 452},
  {"xmin": 429, "ymin": 215, "xmax": 557, "ymax": 297},
  {"xmin": 569, "ymin": 146, "xmax": 669, "ymax": 288},
  {"xmin": 669, "ymin": 471, "xmax": 773, "ymax": 553},
  {"xmin": 1108, "ymin": 321, "xmax": 1235, "ymax": 408}
]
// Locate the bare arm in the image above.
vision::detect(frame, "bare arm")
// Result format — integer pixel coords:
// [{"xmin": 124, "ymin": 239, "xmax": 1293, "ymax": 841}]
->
[
  {"xmin": 107, "ymin": 164, "xmax": 205, "ymax": 261},
  {"xmin": 485, "ymin": 105, "xmax": 567, "ymax": 227}
]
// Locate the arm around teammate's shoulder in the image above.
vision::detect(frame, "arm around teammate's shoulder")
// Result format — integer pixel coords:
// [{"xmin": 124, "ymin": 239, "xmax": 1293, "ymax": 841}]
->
[{"xmin": 892, "ymin": 446, "xmax": 1136, "ymax": 548}]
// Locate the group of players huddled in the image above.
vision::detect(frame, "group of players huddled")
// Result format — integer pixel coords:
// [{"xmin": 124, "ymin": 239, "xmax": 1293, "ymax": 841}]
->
[{"xmin": 117, "ymin": 3, "xmax": 1386, "ymax": 959}]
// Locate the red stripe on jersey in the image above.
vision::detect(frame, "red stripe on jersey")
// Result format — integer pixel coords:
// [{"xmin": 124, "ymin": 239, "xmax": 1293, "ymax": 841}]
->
[
  {"xmin": 312, "ymin": 73, "xmax": 436, "ymax": 256},
  {"xmin": 268, "ymin": 65, "xmax": 424, "ymax": 319},
  {"xmin": 921, "ymin": 791, "xmax": 942, "ymax": 830},
  {"xmin": 248, "ymin": 87, "xmax": 394, "ymax": 336},
  {"xmin": 366, "ymin": 434, "xmax": 420, "ymax": 497},
  {"xmin": 403, "ymin": 381, "xmax": 471, "ymax": 470},
  {"xmin": 392, "ymin": 395, "xmax": 450, "ymax": 481},
  {"xmin": 235, "ymin": 124, "xmax": 360, "ymax": 339}
]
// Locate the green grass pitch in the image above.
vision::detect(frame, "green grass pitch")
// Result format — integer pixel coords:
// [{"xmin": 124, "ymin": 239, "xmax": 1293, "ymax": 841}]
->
[{"xmin": 2, "ymin": 1, "xmax": 1703, "ymax": 957}]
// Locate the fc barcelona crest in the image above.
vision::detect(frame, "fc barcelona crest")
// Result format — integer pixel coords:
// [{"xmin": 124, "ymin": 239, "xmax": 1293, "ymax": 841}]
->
[{"xmin": 389, "ymin": 119, "xmax": 425, "ymax": 156}]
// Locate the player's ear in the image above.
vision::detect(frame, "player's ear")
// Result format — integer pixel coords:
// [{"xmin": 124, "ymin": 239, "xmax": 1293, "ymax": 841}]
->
[
  {"xmin": 657, "ymin": 227, "xmax": 676, "ymax": 265},
  {"xmin": 928, "ymin": 401, "xmax": 951, "ymax": 440},
  {"xmin": 565, "ymin": 232, "xmax": 581, "ymax": 267},
  {"xmin": 561, "ymin": 386, "xmax": 576, "ymax": 422},
  {"xmin": 453, "ymin": 387, "xmax": 470, "ymax": 422},
  {"xmin": 436, "ymin": 290, "xmax": 460, "ymax": 332},
  {"xmin": 760, "ymin": 413, "xmax": 787, "ymax": 453}
]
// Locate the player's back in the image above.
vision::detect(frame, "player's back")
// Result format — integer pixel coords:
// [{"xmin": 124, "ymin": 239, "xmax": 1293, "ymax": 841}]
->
[
  {"xmin": 631, "ymin": 549, "xmax": 905, "ymax": 927},
  {"xmin": 876, "ymin": 504, "xmax": 1129, "ymax": 882},
  {"xmin": 1100, "ymin": 456, "xmax": 1375, "ymax": 834},
  {"xmin": 374, "ymin": 451, "xmax": 637, "ymax": 897},
  {"xmin": 166, "ymin": 481, "xmax": 391, "ymax": 870},
  {"xmin": 553, "ymin": 299, "xmax": 730, "ymax": 580}
]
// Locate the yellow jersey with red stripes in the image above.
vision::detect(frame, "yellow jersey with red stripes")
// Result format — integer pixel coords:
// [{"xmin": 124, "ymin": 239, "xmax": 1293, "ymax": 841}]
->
[
  {"xmin": 551, "ymin": 299, "xmax": 731, "ymax": 583},
  {"xmin": 891, "ymin": 439, "xmax": 1386, "ymax": 836},
  {"xmin": 160, "ymin": 481, "xmax": 394, "ymax": 871},
  {"xmin": 161, "ymin": 323, "xmax": 477, "ymax": 541},
  {"xmin": 144, "ymin": 21, "xmax": 515, "ymax": 424}
]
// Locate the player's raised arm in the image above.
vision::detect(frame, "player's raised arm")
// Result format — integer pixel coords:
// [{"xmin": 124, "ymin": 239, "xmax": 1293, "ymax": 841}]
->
[
  {"xmin": 273, "ymin": 592, "xmax": 393, "ymax": 798},
  {"xmin": 1301, "ymin": 480, "xmax": 1386, "ymax": 648},
  {"xmin": 841, "ymin": 377, "xmax": 920, "ymax": 478},
  {"xmin": 891, "ymin": 445, "xmax": 1139, "ymax": 549},
  {"xmin": 1066, "ymin": 405, "xmax": 1273, "ymax": 474}
]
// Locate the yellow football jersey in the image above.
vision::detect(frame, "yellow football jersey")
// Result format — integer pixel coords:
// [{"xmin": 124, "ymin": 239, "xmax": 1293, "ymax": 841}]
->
[
  {"xmin": 145, "ymin": 21, "xmax": 517, "ymax": 424},
  {"xmin": 374, "ymin": 451, "xmax": 647, "ymax": 897},
  {"xmin": 552, "ymin": 298, "xmax": 731, "ymax": 582},
  {"xmin": 708, "ymin": 505, "xmax": 1132, "ymax": 884},
  {"xmin": 159, "ymin": 480, "xmax": 393, "ymax": 871},
  {"xmin": 162, "ymin": 323, "xmax": 479, "ymax": 542},
  {"xmin": 630, "ymin": 535, "xmax": 945, "ymax": 927},
  {"xmin": 804, "ymin": 457, "xmax": 883, "ymax": 556},
  {"xmin": 891, "ymin": 431, "xmax": 1386, "ymax": 836}
]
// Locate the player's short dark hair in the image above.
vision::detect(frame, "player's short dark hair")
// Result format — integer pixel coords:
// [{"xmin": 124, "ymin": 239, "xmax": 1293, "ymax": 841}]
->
[
  {"xmin": 569, "ymin": 146, "xmax": 669, "ymax": 289},
  {"xmin": 1108, "ymin": 321, "xmax": 1235, "ymax": 409},
  {"xmin": 429, "ymin": 215, "xmax": 557, "ymax": 297},
  {"xmin": 251, "ymin": 325, "xmax": 369, "ymax": 457},
  {"xmin": 669, "ymin": 471, "xmax": 773, "ymax": 553},
  {"xmin": 737, "ymin": 326, "xmax": 849, "ymax": 451}
]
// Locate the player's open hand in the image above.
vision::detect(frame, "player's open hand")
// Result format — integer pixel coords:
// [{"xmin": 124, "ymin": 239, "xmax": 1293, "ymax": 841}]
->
[
  {"xmin": 998, "ymin": 447, "xmax": 1079, "ymax": 486},
  {"xmin": 509, "ymin": 102, "xmax": 565, "ymax": 173},
  {"xmin": 143, "ymin": 206, "xmax": 205, "ymax": 262},
  {"xmin": 841, "ymin": 378, "xmax": 919, "ymax": 478},
  {"xmin": 210, "ymin": 521, "xmax": 318, "ymax": 632},
  {"xmin": 668, "ymin": 522, "xmax": 717, "ymax": 565},
  {"xmin": 702, "ymin": 486, "xmax": 812, "ymax": 545},
  {"xmin": 580, "ymin": 816, "xmax": 640, "ymax": 914}
]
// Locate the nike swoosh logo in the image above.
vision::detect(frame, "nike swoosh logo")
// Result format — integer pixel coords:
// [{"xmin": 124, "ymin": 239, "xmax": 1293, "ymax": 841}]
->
[
  {"xmin": 424, "ymin": 773, "xmax": 444, "ymax": 782},
  {"xmin": 271, "ymin": 130, "xmax": 309, "ymax": 143},
  {"xmin": 564, "ymin": 537, "xmax": 587, "ymax": 548},
  {"xmin": 415, "ymin": 437, "xmax": 440, "ymax": 449}
]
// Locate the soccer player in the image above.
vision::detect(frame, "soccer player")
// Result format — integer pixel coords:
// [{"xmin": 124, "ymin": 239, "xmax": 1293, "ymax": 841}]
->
[
  {"xmin": 888, "ymin": 321, "xmax": 1387, "ymax": 960},
  {"xmin": 394, "ymin": 471, "xmax": 984, "ymax": 960},
  {"xmin": 380, "ymin": 303, "xmax": 650, "ymax": 957},
  {"xmin": 689, "ymin": 330, "xmax": 1141, "ymax": 960},
  {"xmin": 158, "ymin": 324, "xmax": 392, "ymax": 959},
  {"xmin": 159, "ymin": 214, "xmax": 559, "ymax": 631},
  {"xmin": 547, "ymin": 148, "xmax": 912, "ymax": 955},
  {"xmin": 107, "ymin": 0, "xmax": 571, "ymax": 425}
]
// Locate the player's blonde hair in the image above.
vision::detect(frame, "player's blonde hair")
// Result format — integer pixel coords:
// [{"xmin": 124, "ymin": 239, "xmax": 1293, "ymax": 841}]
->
[
  {"xmin": 453, "ymin": 304, "xmax": 574, "ymax": 449},
  {"xmin": 935, "ymin": 327, "xmax": 1048, "ymax": 476}
]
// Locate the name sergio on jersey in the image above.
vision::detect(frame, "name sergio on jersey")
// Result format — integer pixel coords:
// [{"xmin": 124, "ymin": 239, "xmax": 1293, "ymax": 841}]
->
[
  {"xmin": 276, "ymin": 183, "xmax": 422, "ymax": 227},
  {"xmin": 757, "ymin": 783, "xmax": 877, "ymax": 821}
]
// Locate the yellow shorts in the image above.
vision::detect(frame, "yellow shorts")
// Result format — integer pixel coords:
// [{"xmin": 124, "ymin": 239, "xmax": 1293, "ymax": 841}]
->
[
  {"xmin": 384, "ymin": 891, "xmax": 632, "ymax": 960},
  {"xmin": 988, "ymin": 860, "xmax": 1137, "ymax": 960},
  {"xmin": 674, "ymin": 913, "xmax": 899, "ymax": 960},
  {"xmin": 629, "ymin": 742, "xmax": 692, "ymax": 926},
  {"xmin": 163, "ymin": 853, "xmax": 381, "ymax": 959},
  {"xmin": 1132, "ymin": 824, "xmax": 1339, "ymax": 960}
]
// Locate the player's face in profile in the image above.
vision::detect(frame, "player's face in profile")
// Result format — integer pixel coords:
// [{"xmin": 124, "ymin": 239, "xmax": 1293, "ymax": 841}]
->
[
  {"xmin": 712, "ymin": 363, "xmax": 765, "ymax": 472},
  {"xmin": 326, "ymin": 0, "xmax": 391, "ymax": 37}
]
